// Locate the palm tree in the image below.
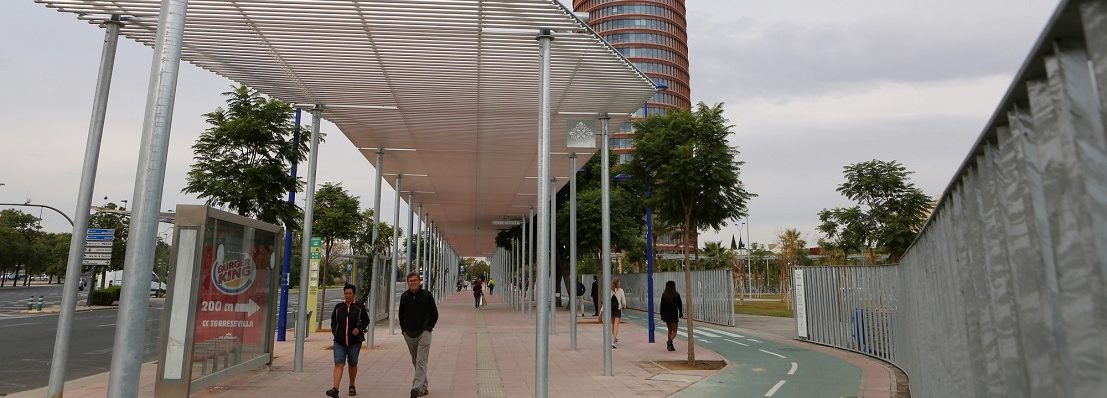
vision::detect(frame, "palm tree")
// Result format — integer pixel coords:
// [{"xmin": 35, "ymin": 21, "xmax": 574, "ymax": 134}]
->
[{"xmin": 776, "ymin": 229, "xmax": 807, "ymax": 308}]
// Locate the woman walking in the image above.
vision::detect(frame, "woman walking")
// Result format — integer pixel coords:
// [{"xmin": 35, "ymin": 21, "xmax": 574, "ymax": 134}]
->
[
  {"xmin": 610, "ymin": 278, "xmax": 627, "ymax": 348},
  {"xmin": 659, "ymin": 281, "xmax": 684, "ymax": 351}
]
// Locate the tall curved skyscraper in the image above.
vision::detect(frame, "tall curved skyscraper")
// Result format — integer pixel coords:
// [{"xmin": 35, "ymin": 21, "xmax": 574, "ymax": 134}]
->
[{"xmin": 572, "ymin": 0, "xmax": 691, "ymax": 162}]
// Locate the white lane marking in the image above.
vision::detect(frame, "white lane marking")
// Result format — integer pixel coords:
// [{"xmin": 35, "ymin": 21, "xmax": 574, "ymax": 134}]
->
[
  {"xmin": 700, "ymin": 327, "xmax": 745, "ymax": 338},
  {"xmin": 747, "ymin": 338, "xmax": 763, "ymax": 343},
  {"xmin": 724, "ymin": 338, "xmax": 749, "ymax": 346},
  {"xmin": 677, "ymin": 326, "xmax": 721, "ymax": 338},
  {"xmin": 764, "ymin": 380, "xmax": 786, "ymax": 396},
  {"xmin": 0, "ymin": 322, "xmax": 35, "ymax": 328},
  {"xmin": 788, "ymin": 362, "xmax": 798, "ymax": 375},
  {"xmin": 676, "ymin": 330, "xmax": 688, "ymax": 337},
  {"xmin": 759, "ymin": 349, "xmax": 786, "ymax": 359},
  {"xmin": 696, "ymin": 338, "xmax": 710, "ymax": 344},
  {"xmin": 96, "ymin": 323, "xmax": 115, "ymax": 328}
]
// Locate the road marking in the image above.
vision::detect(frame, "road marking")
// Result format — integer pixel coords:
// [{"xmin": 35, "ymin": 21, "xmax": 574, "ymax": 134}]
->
[
  {"xmin": 696, "ymin": 338, "xmax": 710, "ymax": 344},
  {"xmin": 677, "ymin": 326, "xmax": 720, "ymax": 338},
  {"xmin": 747, "ymin": 338, "xmax": 763, "ymax": 343},
  {"xmin": 764, "ymin": 380, "xmax": 786, "ymax": 396},
  {"xmin": 700, "ymin": 327, "xmax": 744, "ymax": 338},
  {"xmin": 96, "ymin": 323, "xmax": 115, "ymax": 328},
  {"xmin": 0, "ymin": 322, "xmax": 35, "ymax": 328},
  {"xmin": 759, "ymin": 349, "xmax": 786, "ymax": 359},
  {"xmin": 788, "ymin": 362, "xmax": 798, "ymax": 375},
  {"xmin": 724, "ymin": 338, "xmax": 749, "ymax": 346}
]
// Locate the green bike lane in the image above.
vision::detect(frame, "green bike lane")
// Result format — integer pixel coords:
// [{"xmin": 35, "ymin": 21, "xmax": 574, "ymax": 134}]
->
[{"xmin": 620, "ymin": 312, "xmax": 862, "ymax": 397}]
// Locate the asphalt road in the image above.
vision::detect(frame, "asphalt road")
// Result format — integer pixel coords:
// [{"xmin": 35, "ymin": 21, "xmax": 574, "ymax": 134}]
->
[
  {"xmin": 0, "ymin": 284, "xmax": 86, "ymax": 318},
  {"xmin": 0, "ymin": 305, "xmax": 162, "ymax": 395}
]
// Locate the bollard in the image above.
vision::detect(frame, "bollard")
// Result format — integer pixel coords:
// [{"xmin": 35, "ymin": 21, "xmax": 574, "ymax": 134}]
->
[
  {"xmin": 38, "ymin": 295, "xmax": 44, "ymax": 311},
  {"xmin": 27, "ymin": 295, "xmax": 34, "ymax": 310}
]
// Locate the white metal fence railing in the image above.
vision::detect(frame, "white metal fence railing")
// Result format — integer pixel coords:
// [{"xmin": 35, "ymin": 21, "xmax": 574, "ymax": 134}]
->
[
  {"xmin": 796, "ymin": 1, "xmax": 1107, "ymax": 396},
  {"xmin": 584, "ymin": 269, "xmax": 735, "ymax": 326}
]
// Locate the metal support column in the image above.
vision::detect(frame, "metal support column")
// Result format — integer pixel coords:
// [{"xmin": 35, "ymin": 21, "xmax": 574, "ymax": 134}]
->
[
  {"xmin": 534, "ymin": 29, "xmax": 554, "ymax": 398},
  {"xmin": 389, "ymin": 175, "xmax": 403, "ymax": 334},
  {"xmin": 407, "ymin": 192, "xmax": 415, "ymax": 275},
  {"xmin": 549, "ymin": 178, "xmax": 557, "ymax": 335},
  {"xmin": 105, "ymin": 2, "xmax": 188, "ymax": 395},
  {"xmin": 48, "ymin": 15, "xmax": 123, "ymax": 398},
  {"xmin": 278, "ymin": 108, "xmax": 302, "ymax": 342},
  {"xmin": 599, "ymin": 113, "xmax": 613, "ymax": 376},
  {"xmin": 294, "ymin": 106, "xmax": 324, "ymax": 372},
  {"xmin": 569, "ymin": 153, "xmax": 578, "ymax": 350},
  {"xmin": 366, "ymin": 148, "xmax": 385, "ymax": 347}
]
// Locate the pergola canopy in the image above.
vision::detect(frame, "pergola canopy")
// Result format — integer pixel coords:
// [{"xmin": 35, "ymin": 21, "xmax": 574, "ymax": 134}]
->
[{"xmin": 38, "ymin": 0, "xmax": 656, "ymax": 256}]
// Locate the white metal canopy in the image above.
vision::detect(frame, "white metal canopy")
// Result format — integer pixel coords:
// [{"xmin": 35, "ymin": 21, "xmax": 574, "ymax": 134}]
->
[{"xmin": 38, "ymin": 0, "xmax": 655, "ymax": 256}]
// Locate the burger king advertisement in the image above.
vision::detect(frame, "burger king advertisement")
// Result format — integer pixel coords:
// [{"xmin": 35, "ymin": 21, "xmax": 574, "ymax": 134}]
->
[{"xmin": 194, "ymin": 218, "xmax": 278, "ymax": 351}]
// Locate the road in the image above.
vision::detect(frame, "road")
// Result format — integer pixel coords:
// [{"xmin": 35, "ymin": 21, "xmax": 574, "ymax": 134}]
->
[
  {"xmin": 0, "ymin": 284, "xmax": 86, "ymax": 318},
  {"xmin": 620, "ymin": 312, "xmax": 862, "ymax": 398},
  {"xmin": 0, "ymin": 305, "xmax": 162, "ymax": 395}
]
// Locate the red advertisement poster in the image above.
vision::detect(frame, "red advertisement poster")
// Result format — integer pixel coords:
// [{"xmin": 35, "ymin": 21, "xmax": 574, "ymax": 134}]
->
[{"xmin": 193, "ymin": 222, "xmax": 276, "ymax": 349}]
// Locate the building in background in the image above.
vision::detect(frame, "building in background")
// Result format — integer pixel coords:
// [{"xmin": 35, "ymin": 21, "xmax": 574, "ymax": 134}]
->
[{"xmin": 573, "ymin": 0, "xmax": 691, "ymax": 253}]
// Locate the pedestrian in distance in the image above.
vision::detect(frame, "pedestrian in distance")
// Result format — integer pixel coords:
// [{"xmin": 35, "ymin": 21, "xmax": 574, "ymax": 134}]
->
[
  {"xmin": 488, "ymin": 278, "xmax": 495, "ymax": 295},
  {"xmin": 590, "ymin": 275, "xmax": 600, "ymax": 316},
  {"xmin": 610, "ymin": 278, "xmax": 626, "ymax": 348},
  {"xmin": 472, "ymin": 277, "xmax": 484, "ymax": 309},
  {"xmin": 575, "ymin": 278, "xmax": 586, "ymax": 317},
  {"xmin": 400, "ymin": 272, "xmax": 438, "ymax": 398},
  {"xmin": 326, "ymin": 284, "xmax": 369, "ymax": 397},
  {"xmin": 659, "ymin": 280, "xmax": 684, "ymax": 352}
]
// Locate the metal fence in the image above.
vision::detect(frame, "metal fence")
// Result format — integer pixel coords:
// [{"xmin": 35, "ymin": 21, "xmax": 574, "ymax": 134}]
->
[
  {"xmin": 796, "ymin": 1, "xmax": 1107, "ymax": 396},
  {"xmin": 585, "ymin": 269, "xmax": 735, "ymax": 326}
]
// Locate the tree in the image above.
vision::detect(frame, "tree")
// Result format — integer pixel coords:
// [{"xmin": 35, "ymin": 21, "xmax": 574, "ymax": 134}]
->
[
  {"xmin": 817, "ymin": 160, "xmax": 932, "ymax": 264},
  {"xmin": 311, "ymin": 182, "xmax": 361, "ymax": 330},
  {"xmin": 350, "ymin": 209, "xmax": 399, "ymax": 304},
  {"xmin": 0, "ymin": 210, "xmax": 45, "ymax": 287},
  {"xmin": 462, "ymin": 258, "xmax": 490, "ymax": 281},
  {"xmin": 775, "ymin": 229, "xmax": 809, "ymax": 307},
  {"xmin": 183, "ymin": 84, "xmax": 314, "ymax": 231},
  {"xmin": 629, "ymin": 102, "xmax": 754, "ymax": 364},
  {"xmin": 699, "ymin": 241, "xmax": 737, "ymax": 270}
]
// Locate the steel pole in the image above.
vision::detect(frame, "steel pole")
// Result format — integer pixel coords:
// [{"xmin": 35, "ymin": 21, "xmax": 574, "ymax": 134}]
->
[
  {"xmin": 294, "ymin": 106, "xmax": 324, "ymax": 372},
  {"xmin": 599, "ymin": 113, "xmax": 613, "ymax": 376},
  {"xmin": 646, "ymin": 204, "xmax": 656, "ymax": 343},
  {"xmin": 407, "ymin": 192, "xmax": 415, "ymax": 275},
  {"xmin": 389, "ymin": 176, "xmax": 404, "ymax": 334},
  {"xmin": 365, "ymin": 149, "xmax": 385, "ymax": 347},
  {"xmin": 747, "ymin": 215, "xmax": 752, "ymax": 299},
  {"xmin": 569, "ymin": 153, "xmax": 578, "ymax": 350},
  {"xmin": 278, "ymin": 108, "xmax": 302, "ymax": 342},
  {"xmin": 534, "ymin": 29, "xmax": 554, "ymax": 398},
  {"xmin": 549, "ymin": 177, "xmax": 557, "ymax": 335},
  {"xmin": 416, "ymin": 205, "xmax": 424, "ymax": 279},
  {"xmin": 48, "ymin": 16, "xmax": 122, "ymax": 398},
  {"xmin": 105, "ymin": 1, "xmax": 187, "ymax": 395}
]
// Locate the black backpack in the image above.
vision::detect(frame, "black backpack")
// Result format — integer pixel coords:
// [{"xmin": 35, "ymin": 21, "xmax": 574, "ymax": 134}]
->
[{"xmin": 575, "ymin": 281, "xmax": 585, "ymax": 296}]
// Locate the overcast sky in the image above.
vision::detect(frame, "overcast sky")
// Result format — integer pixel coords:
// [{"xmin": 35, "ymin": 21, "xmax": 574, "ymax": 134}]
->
[{"xmin": 0, "ymin": 0, "xmax": 1061, "ymax": 254}]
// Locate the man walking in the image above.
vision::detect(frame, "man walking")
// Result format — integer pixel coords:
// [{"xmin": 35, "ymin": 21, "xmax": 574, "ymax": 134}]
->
[
  {"xmin": 326, "ymin": 284, "xmax": 369, "ymax": 397},
  {"xmin": 590, "ymin": 275, "xmax": 600, "ymax": 316},
  {"xmin": 472, "ymin": 277, "xmax": 484, "ymax": 309},
  {"xmin": 400, "ymin": 272, "xmax": 438, "ymax": 398},
  {"xmin": 487, "ymin": 278, "xmax": 495, "ymax": 295}
]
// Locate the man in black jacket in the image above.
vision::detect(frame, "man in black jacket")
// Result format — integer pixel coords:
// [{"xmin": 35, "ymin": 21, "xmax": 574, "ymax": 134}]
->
[
  {"xmin": 590, "ymin": 276, "xmax": 600, "ymax": 316},
  {"xmin": 399, "ymin": 272, "xmax": 438, "ymax": 397},
  {"xmin": 327, "ymin": 284, "xmax": 370, "ymax": 397}
]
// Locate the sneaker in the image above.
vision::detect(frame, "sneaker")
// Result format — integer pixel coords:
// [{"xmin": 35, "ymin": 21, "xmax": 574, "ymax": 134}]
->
[
  {"xmin": 326, "ymin": 387, "xmax": 339, "ymax": 397},
  {"xmin": 667, "ymin": 342, "xmax": 676, "ymax": 351},
  {"xmin": 612, "ymin": 343, "xmax": 618, "ymax": 349},
  {"xmin": 410, "ymin": 388, "xmax": 420, "ymax": 398}
]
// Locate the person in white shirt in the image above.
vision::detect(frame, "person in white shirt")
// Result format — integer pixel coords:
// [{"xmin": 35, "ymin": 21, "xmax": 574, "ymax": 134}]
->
[{"xmin": 610, "ymin": 278, "xmax": 627, "ymax": 348}]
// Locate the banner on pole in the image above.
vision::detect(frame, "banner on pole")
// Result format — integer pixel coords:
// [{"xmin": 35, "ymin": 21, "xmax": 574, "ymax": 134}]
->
[{"xmin": 566, "ymin": 120, "xmax": 597, "ymax": 149}]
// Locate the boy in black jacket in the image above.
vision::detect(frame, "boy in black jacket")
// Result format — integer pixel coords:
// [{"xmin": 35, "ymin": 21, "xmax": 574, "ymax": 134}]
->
[{"xmin": 327, "ymin": 284, "xmax": 370, "ymax": 397}]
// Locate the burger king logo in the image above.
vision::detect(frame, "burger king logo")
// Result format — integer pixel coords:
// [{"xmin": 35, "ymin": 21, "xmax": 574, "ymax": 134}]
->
[{"xmin": 212, "ymin": 257, "xmax": 256, "ymax": 295}]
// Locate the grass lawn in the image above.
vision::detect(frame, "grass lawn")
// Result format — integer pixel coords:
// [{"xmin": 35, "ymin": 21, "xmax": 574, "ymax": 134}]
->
[{"xmin": 734, "ymin": 300, "xmax": 794, "ymax": 318}]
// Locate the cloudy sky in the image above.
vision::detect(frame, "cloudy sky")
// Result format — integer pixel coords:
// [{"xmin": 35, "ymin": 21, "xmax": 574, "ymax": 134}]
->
[{"xmin": 0, "ymin": 0, "xmax": 1060, "ymax": 253}]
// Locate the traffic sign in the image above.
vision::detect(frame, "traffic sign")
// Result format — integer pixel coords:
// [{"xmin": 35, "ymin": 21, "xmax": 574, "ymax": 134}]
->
[
  {"xmin": 84, "ymin": 247, "xmax": 112, "ymax": 253},
  {"xmin": 84, "ymin": 253, "xmax": 112, "ymax": 260},
  {"xmin": 87, "ymin": 228, "xmax": 115, "ymax": 235},
  {"xmin": 85, "ymin": 235, "xmax": 115, "ymax": 241},
  {"xmin": 84, "ymin": 241, "xmax": 113, "ymax": 247},
  {"xmin": 82, "ymin": 259, "xmax": 111, "ymax": 266}
]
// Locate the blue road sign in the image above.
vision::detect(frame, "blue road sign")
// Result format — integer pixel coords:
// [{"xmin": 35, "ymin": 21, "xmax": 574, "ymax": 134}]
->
[
  {"xmin": 85, "ymin": 235, "xmax": 115, "ymax": 241},
  {"xmin": 87, "ymin": 228, "xmax": 115, "ymax": 235}
]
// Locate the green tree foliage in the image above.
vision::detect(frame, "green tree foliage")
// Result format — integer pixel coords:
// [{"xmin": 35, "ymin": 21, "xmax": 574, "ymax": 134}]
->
[
  {"xmin": 817, "ymin": 160, "xmax": 933, "ymax": 263},
  {"xmin": 0, "ymin": 210, "xmax": 72, "ymax": 286},
  {"xmin": 350, "ymin": 208, "xmax": 400, "ymax": 304},
  {"xmin": 183, "ymin": 85, "xmax": 314, "ymax": 230},
  {"xmin": 311, "ymin": 182, "xmax": 361, "ymax": 328},
  {"xmin": 628, "ymin": 102, "xmax": 754, "ymax": 363},
  {"xmin": 462, "ymin": 258, "xmax": 490, "ymax": 281},
  {"xmin": 699, "ymin": 241, "xmax": 737, "ymax": 270}
]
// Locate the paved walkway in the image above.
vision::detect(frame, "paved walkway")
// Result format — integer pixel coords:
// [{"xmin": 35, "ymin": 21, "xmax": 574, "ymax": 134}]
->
[{"xmin": 16, "ymin": 291, "xmax": 724, "ymax": 397}]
